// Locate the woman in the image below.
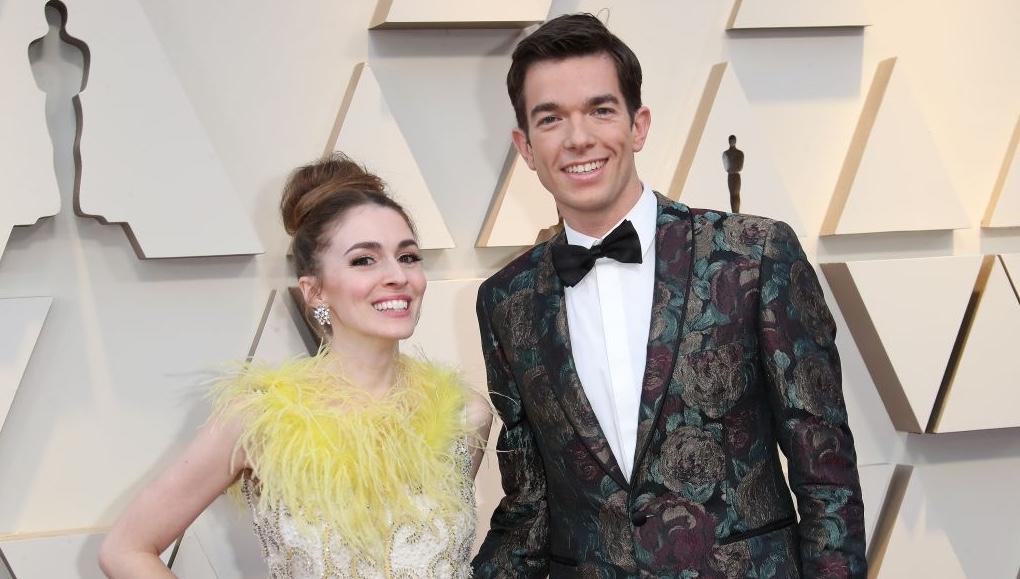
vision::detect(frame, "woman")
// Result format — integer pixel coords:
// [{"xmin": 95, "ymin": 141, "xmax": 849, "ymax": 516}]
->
[{"xmin": 99, "ymin": 155, "xmax": 492, "ymax": 578}]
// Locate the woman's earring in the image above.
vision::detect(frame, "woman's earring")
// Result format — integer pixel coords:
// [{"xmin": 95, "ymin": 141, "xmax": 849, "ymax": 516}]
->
[{"xmin": 312, "ymin": 303, "xmax": 331, "ymax": 327}]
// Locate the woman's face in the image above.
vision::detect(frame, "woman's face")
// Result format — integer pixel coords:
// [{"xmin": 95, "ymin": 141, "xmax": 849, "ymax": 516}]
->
[{"xmin": 303, "ymin": 204, "xmax": 426, "ymax": 345}]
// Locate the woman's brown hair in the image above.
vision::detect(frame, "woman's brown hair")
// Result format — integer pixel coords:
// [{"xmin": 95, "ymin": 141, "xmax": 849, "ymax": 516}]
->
[{"xmin": 280, "ymin": 153, "xmax": 416, "ymax": 279}]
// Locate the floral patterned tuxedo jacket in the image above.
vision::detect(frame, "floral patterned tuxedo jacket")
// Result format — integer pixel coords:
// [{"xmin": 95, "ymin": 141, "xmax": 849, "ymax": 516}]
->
[{"xmin": 471, "ymin": 195, "xmax": 867, "ymax": 579}]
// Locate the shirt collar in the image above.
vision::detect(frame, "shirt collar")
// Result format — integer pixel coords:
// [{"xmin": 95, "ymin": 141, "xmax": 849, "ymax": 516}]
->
[{"xmin": 563, "ymin": 183, "xmax": 656, "ymax": 256}]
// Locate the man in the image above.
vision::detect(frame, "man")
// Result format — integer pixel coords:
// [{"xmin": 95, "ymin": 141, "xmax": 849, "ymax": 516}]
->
[{"xmin": 472, "ymin": 13, "xmax": 866, "ymax": 579}]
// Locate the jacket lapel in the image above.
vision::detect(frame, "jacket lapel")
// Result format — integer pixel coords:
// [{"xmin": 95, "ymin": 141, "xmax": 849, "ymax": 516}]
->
[
  {"xmin": 534, "ymin": 231, "xmax": 630, "ymax": 491},
  {"xmin": 630, "ymin": 196, "xmax": 695, "ymax": 482}
]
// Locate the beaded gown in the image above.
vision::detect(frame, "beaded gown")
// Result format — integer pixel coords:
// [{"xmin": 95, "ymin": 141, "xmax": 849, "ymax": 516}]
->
[{"xmin": 213, "ymin": 353, "xmax": 478, "ymax": 578}]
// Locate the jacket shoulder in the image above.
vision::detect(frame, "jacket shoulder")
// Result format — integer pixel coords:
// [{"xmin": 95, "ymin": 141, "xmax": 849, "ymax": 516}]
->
[
  {"xmin": 685, "ymin": 206, "xmax": 794, "ymax": 259},
  {"xmin": 478, "ymin": 241, "xmax": 551, "ymax": 307}
]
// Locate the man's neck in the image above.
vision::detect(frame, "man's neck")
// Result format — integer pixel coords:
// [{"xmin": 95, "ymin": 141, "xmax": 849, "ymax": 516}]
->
[{"xmin": 563, "ymin": 179, "xmax": 644, "ymax": 239}]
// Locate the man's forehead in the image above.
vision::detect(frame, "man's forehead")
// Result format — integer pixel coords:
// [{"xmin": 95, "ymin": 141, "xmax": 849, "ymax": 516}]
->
[{"xmin": 521, "ymin": 54, "xmax": 622, "ymax": 108}]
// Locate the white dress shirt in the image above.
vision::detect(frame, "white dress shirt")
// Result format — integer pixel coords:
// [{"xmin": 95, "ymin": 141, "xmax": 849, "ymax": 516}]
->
[{"xmin": 563, "ymin": 184, "xmax": 656, "ymax": 480}]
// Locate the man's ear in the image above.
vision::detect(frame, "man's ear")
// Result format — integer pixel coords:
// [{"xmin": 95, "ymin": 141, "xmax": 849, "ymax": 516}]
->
[
  {"xmin": 511, "ymin": 127, "xmax": 536, "ymax": 170},
  {"xmin": 631, "ymin": 105, "xmax": 651, "ymax": 152},
  {"xmin": 297, "ymin": 275, "xmax": 321, "ymax": 306}
]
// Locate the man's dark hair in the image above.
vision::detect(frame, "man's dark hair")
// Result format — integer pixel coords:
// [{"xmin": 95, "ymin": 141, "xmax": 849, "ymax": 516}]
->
[{"xmin": 507, "ymin": 13, "xmax": 643, "ymax": 134}]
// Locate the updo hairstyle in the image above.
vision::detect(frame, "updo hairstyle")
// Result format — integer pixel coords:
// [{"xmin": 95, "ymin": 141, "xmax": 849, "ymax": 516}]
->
[{"xmin": 280, "ymin": 153, "xmax": 417, "ymax": 279}]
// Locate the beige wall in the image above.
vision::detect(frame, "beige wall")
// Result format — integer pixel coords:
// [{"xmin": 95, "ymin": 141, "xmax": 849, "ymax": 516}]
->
[{"xmin": 1, "ymin": 0, "xmax": 1019, "ymax": 577}]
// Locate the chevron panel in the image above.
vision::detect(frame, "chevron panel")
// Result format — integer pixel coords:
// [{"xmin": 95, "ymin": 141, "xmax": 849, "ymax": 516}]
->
[
  {"xmin": 398, "ymin": 277, "xmax": 498, "ymax": 555},
  {"xmin": 0, "ymin": 297, "xmax": 53, "ymax": 434},
  {"xmin": 370, "ymin": 0, "xmax": 550, "ymax": 29},
  {"xmin": 1002, "ymin": 253, "xmax": 1020, "ymax": 291},
  {"xmin": 982, "ymin": 115, "xmax": 1020, "ymax": 228},
  {"xmin": 669, "ymin": 62, "xmax": 804, "ymax": 232},
  {"xmin": 0, "ymin": 531, "xmax": 105, "ymax": 579},
  {"xmin": 64, "ymin": 0, "xmax": 262, "ymax": 258},
  {"xmin": 935, "ymin": 255, "xmax": 1020, "ymax": 433},
  {"xmin": 820, "ymin": 257, "xmax": 980, "ymax": 433},
  {"xmin": 821, "ymin": 58, "xmax": 968, "ymax": 236},
  {"xmin": 168, "ymin": 289, "xmax": 307, "ymax": 578},
  {"xmin": 859, "ymin": 463, "xmax": 895, "ymax": 550},
  {"xmin": 477, "ymin": 149, "xmax": 559, "ymax": 247},
  {"xmin": 858, "ymin": 463, "xmax": 912, "ymax": 571},
  {"xmin": 327, "ymin": 63, "xmax": 455, "ymax": 250},
  {"xmin": 0, "ymin": 1, "xmax": 60, "ymax": 260},
  {"xmin": 248, "ymin": 289, "xmax": 318, "ymax": 364},
  {"xmin": 876, "ymin": 469, "xmax": 967, "ymax": 578},
  {"xmin": 401, "ymin": 278, "xmax": 485, "ymax": 385},
  {"xmin": 183, "ymin": 496, "xmax": 265, "ymax": 579},
  {"xmin": 0, "ymin": 546, "xmax": 12, "ymax": 579},
  {"xmin": 727, "ymin": 0, "xmax": 869, "ymax": 30}
]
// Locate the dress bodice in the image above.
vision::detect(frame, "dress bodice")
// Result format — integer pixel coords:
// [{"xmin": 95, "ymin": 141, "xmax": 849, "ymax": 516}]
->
[
  {"xmin": 242, "ymin": 440, "xmax": 476, "ymax": 579},
  {"xmin": 211, "ymin": 353, "xmax": 480, "ymax": 579}
]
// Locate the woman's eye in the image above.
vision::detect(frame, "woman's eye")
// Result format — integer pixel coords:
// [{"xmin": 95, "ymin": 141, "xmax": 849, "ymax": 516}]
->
[
  {"xmin": 350, "ymin": 256, "xmax": 374, "ymax": 267},
  {"xmin": 399, "ymin": 253, "xmax": 423, "ymax": 264}
]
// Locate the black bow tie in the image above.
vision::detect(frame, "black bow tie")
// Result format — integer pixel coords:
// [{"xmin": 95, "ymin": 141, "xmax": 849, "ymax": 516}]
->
[{"xmin": 551, "ymin": 219, "xmax": 643, "ymax": 287}]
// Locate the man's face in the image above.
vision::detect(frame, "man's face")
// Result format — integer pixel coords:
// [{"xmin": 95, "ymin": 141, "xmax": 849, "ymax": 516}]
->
[{"xmin": 512, "ymin": 52, "xmax": 650, "ymax": 233}]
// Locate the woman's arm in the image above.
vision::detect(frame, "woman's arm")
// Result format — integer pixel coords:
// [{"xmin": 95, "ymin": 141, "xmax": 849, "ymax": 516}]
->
[
  {"xmin": 98, "ymin": 416, "xmax": 246, "ymax": 578},
  {"xmin": 466, "ymin": 389, "xmax": 494, "ymax": 478}
]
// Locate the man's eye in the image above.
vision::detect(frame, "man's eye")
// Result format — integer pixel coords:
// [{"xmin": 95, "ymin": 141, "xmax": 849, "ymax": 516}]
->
[
  {"xmin": 350, "ymin": 256, "xmax": 374, "ymax": 267},
  {"xmin": 593, "ymin": 107, "xmax": 614, "ymax": 116},
  {"xmin": 399, "ymin": 253, "xmax": 423, "ymax": 264},
  {"xmin": 536, "ymin": 115, "xmax": 558, "ymax": 126}
]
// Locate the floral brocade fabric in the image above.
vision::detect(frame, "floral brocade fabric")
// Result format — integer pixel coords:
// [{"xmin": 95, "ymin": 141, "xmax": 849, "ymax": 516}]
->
[
  {"xmin": 213, "ymin": 353, "xmax": 477, "ymax": 578},
  {"xmin": 472, "ymin": 194, "xmax": 867, "ymax": 578}
]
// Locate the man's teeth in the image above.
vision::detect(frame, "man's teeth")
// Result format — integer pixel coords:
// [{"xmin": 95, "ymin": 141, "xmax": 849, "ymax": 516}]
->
[
  {"xmin": 374, "ymin": 300, "xmax": 409, "ymax": 311},
  {"xmin": 565, "ymin": 160, "xmax": 605, "ymax": 174}
]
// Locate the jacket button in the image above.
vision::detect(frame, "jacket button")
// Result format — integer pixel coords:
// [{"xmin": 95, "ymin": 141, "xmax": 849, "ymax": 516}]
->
[{"xmin": 631, "ymin": 513, "xmax": 648, "ymax": 526}]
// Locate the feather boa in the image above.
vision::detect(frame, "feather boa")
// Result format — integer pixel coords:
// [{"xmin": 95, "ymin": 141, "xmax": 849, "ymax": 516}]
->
[{"xmin": 211, "ymin": 351, "xmax": 473, "ymax": 561}]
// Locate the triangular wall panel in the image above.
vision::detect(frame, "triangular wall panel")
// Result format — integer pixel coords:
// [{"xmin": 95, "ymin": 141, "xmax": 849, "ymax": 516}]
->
[
  {"xmin": 327, "ymin": 63, "xmax": 455, "ymax": 250},
  {"xmin": 820, "ymin": 257, "xmax": 980, "ymax": 433},
  {"xmin": 876, "ymin": 469, "xmax": 968, "ymax": 578},
  {"xmin": 370, "ymin": 0, "xmax": 550, "ymax": 29},
  {"xmin": 935, "ymin": 255, "xmax": 1020, "ymax": 433},
  {"xmin": 186, "ymin": 496, "xmax": 267, "ymax": 579},
  {"xmin": 161, "ymin": 533, "xmax": 217, "ymax": 578},
  {"xmin": 0, "ymin": 2, "xmax": 60, "ymax": 260},
  {"xmin": 0, "ymin": 530, "xmax": 214, "ymax": 578},
  {"xmin": 174, "ymin": 289, "xmax": 308, "ymax": 579},
  {"xmin": 477, "ymin": 150, "xmax": 559, "ymax": 247},
  {"xmin": 727, "ymin": 0, "xmax": 869, "ymax": 29},
  {"xmin": 0, "ymin": 531, "xmax": 106, "ymax": 579},
  {"xmin": 0, "ymin": 297, "xmax": 53, "ymax": 434},
  {"xmin": 248, "ymin": 289, "xmax": 318, "ymax": 364},
  {"xmin": 397, "ymin": 277, "xmax": 503, "ymax": 557},
  {"xmin": 669, "ymin": 62, "xmax": 804, "ymax": 232},
  {"xmin": 858, "ymin": 463, "xmax": 896, "ymax": 548},
  {"xmin": 982, "ymin": 115, "xmax": 1020, "ymax": 228},
  {"xmin": 401, "ymin": 278, "xmax": 485, "ymax": 385},
  {"xmin": 1001, "ymin": 253, "xmax": 1020, "ymax": 291},
  {"xmin": 67, "ymin": 0, "xmax": 263, "ymax": 258},
  {"xmin": 0, "ymin": 546, "xmax": 12, "ymax": 579},
  {"xmin": 821, "ymin": 58, "xmax": 968, "ymax": 236},
  {"xmin": 858, "ymin": 464, "xmax": 912, "ymax": 571}
]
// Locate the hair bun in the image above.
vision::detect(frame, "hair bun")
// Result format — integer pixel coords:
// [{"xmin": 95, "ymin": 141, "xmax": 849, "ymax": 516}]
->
[{"xmin": 280, "ymin": 153, "xmax": 386, "ymax": 236}]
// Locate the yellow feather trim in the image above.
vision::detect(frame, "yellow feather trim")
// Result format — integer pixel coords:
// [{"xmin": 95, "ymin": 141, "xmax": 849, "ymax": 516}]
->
[{"xmin": 210, "ymin": 351, "xmax": 475, "ymax": 561}]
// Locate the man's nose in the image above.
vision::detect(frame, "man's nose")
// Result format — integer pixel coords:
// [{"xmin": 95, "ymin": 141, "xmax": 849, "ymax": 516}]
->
[{"xmin": 564, "ymin": 118, "xmax": 596, "ymax": 150}]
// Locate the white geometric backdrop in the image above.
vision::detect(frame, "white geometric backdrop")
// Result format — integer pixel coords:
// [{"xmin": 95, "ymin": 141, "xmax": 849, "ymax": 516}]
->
[{"xmin": 1, "ymin": 1, "xmax": 1019, "ymax": 577}]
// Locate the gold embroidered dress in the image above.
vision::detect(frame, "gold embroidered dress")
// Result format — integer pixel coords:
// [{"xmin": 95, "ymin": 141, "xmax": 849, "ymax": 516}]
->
[{"xmin": 213, "ymin": 354, "xmax": 477, "ymax": 578}]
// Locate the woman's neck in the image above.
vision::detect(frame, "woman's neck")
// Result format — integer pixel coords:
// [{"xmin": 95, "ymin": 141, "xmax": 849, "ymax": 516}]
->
[{"xmin": 323, "ymin": 335, "xmax": 400, "ymax": 397}]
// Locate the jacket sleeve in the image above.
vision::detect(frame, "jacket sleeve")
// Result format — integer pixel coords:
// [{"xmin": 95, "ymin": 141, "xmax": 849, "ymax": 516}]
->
[
  {"xmin": 471, "ymin": 286, "xmax": 550, "ymax": 578},
  {"xmin": 758, "ymin": 221, "xmax": 868, "ymax": 578}
]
